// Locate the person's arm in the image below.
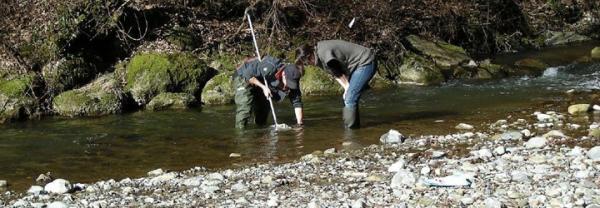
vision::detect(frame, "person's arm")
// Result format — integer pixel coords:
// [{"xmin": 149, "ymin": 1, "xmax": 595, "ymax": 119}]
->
[
  {"xmin": 248, "ymin": 77, "xmax": 272, "ymax": 98},
  {"xmin": 335, "ymin": 74, "xmax": 350, "ymax": 99},
  {"xmin": 294, "ymin": 107, "xmax": 303, "ymax": 125}
]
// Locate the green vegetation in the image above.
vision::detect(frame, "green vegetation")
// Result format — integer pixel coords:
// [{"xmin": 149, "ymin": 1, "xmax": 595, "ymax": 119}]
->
[{"xmin": 0, "ymin": 73, "xmax": 37, "ymax": 98}]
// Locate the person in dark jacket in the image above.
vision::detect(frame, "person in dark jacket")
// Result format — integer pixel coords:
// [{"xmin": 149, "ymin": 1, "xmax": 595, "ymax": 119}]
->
[
  {"xmin": 234, "ymin": 55, "xmax": 304, "ymax": 129},
  {"xmin": 295, "ymin": 40, "xmax": 376, "ymax": 129}
]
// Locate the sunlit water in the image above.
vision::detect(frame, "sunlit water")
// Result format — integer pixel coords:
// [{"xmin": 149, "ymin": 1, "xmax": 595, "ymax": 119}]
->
[{"xmin": 1, "ymin": 43, "xmax": 599, "ymax": 191}]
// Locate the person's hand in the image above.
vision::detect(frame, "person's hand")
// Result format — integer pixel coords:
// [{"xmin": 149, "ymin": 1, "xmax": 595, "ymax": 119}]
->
[{"xmin": 262, "ymin": 86, "xmax": 272, "ymax": 98}]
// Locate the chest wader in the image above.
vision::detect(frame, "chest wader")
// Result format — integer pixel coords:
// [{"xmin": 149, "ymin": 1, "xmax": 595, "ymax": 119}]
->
[{"xmin": 234, "ymin": 76, "xmax": 270, "ymax": 129}]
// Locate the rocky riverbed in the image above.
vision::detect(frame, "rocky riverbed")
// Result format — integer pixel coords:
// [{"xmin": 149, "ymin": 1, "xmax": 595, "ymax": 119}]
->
[{"xmin": 2, "ymin": 105, "xmax": 600, "ymax": 207}]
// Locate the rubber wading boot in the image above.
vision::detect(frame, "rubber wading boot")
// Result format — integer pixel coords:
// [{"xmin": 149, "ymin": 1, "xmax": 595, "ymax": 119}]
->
[{"xmin": 343, "ymin": 106, "xmax": 360, "ymax": 129}]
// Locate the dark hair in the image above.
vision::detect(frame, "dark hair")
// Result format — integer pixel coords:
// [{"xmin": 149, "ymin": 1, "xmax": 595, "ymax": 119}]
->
[{"xmin": 295, "ymin": 44, "xmax": 314, "ymax": 65}]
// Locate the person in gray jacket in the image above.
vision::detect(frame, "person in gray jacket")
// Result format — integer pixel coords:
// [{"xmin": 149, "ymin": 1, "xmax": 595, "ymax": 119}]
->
[{"xmin": 296, "ymin": 40, "xmax": 376, "ymax": 129}]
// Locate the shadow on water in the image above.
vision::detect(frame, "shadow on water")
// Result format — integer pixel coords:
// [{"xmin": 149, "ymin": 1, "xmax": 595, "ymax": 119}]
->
[{"xmin": 1, "ymin": 44, "xmax": 600, "ymax": 191}]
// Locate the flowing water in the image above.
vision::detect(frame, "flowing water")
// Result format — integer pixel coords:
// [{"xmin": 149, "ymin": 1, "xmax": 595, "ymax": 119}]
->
[{"xmin": 1, "ymin": 43, "xmax": 599, "ymax": 191}]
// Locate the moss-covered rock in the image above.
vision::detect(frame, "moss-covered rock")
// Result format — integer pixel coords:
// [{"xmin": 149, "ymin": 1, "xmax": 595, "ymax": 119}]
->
[
  {"xmin": 368, "ymin": 72, "xmax": 394, "ymax": 90},
  {"xmin": 476, "ymin": 60, "xmax": 507, "ymax": 79},
  {"xmin": 300, "ymin": 66, "xmax": 342, "ymax": 95},
  {"xmin": 0, "ymin": 73, "xmax": 39, "ymax": 98},
  {"xmin": 42, "ymin": 56, "xmax": 97, "ymax": 95},
  {"xmin": 146, "ymin": 93, "xmax": 196, "ymax": 111},
  {"xmin": 201, "ymin": 71, "xmax": 235, "ymax": 105},
  {"xmin": 591, "ymin": 47, "xmax": 600, "ymax": 60},
  {"xmin": 543, "ymin": 31, "xmax": 591, "ymax": 46},
  {"xmin": 404, "ymin": 35, "xmax": 471, "ymax": 69},
  {"xmin": 0, "ymin": 73, "xmax": 40, "ymax": 123},
  {"xmin": 53, "ymin": 73, "xmax": 126, "ymax": 117},
  {"xmin": 513, "ymin": 58, "xmax": 549, "ymax": 75},
  {"xmin": 386, "ymin": 52, "xmax": 444, "ymax": 85},
  {"xmin": 122, "ymin": 52, "xmax": 216, "ymax": 106}
]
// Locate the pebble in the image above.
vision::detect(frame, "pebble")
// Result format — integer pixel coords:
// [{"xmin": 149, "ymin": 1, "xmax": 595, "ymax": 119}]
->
[
  {"xmin": 229, "ymin": 153, "xmax": 242, "ymax": 158},
  {"xmin": 587, "ymin": 146, "xmax": 600, "ymax": 160},
  {"xmin": 388, "ymin": 159, "xmax": 406, "ymax": 172},
  {"xmin": 27, "ymin": 186, "xmax": 44, "ymax": 195},
  {"xmin": 351, "ymin": 198, "xmax": 366, "ymax": 208},
  {"xmin": 267, "ymin": 198, "xmax": 278, "ymax": 207},
  {"xmin": 568, "ymin": 104, "xmax": 590, "ymax": 115},
  {"xmin": 324, "ymin": 148, "xmax": 336, "ymax": 155},
  {"xmin": 493, "ymin": 146, "xmax": 506, "ymax": 156},
  {"xmin": 47, "ymin": 201, "xmax": 68, "ymax": 208},
  {"xmin": 147, "ymin": 169, "xmax": 164, "ymax": 177},
  {"xmin": 431, "ymin": 151, "xmax": 446, "ymax": 159},
  {"xmin": 0, "ymin": 180, "xmax": 7, "ymax": 188},
  {"xmin": 524, "ymin": 137, "xmax": 547, "ymax": 149},
  {"xmin": 456, "ymin": 123, "xmax": 474, "ymax": 130}
]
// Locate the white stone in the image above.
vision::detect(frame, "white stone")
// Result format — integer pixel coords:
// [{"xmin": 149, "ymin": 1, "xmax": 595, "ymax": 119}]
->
[
  {"xmin": 431, "ymin": 151, "xmax": 446, "ymax": 159},
  {"xmin": 545, "ymin": 187, "xmax": 561, "ymax": 197},
  {"xmin": 574, "ymin": 170, "xmax": 591, "ymax": 179},
  {"xmin": 231, "ymin": 182, "xmax": 248, "ymax": 192},
  {"xmin": 536, "ymin": 113, "xmax": 553, "ymax": 122},
  {"xmin": 44, "ymin": 179, "xmax": 72, "ymax": 194},
  {"xmin": 207, "ymin": 173, "xmax": 225, "ymax": 181},
  {"xmin": 501, "ymin": 131, "xmax": 524, "ymax": 140},
  {"xmin": 543, "ymin": 130, "xmax": 566, "ymax": 138},
  {"xmin": 351, "ymin": 198, "xmax": 366, "ymax": 208},
  {"xmin": 456, "ymin": 123, "xmax": 474, "ymax": 130},
  {"xmin": 388, "ymin": 159, "xmax": 406, "ymax": 172},
  {"xmin": 144, "ymin": 197, "xmax": 155, "ymax": 203},
  {"xmin": 420, "ymin": 166, "xmax": 431, "ymax": 175},
  {"xmin": 47, "ymin": 201, "xmax": 68, "ymax": 208},
  {"xmin": 567, "ymin": 146, "xmax": 584, "ymax": 157},
  {"xmin": 493, "ymin": 146, "xmax": 506, "ymax": 156},
  {"xmin": 587, "ymin": 146, "xmax": 600, "ymax": 160},
  {"xmin": 511, "ymin": 171, "xmax": 529, "ymax": 182},
  {"xmin": 380, "ymin": 129, "xmax": 405, "ymax": 144},
  {"xmin": 150, "ymin": 172, "xmax": 177, "ymax": 184},
  {"xmin": 324, "ymin": 148, "xmax": 336, "ymax": 155},
  {"xmin": 390, "ymin": 169, "xmax": 416, "ymax": 188},
  {"xmin": 0, "ymin": 180, "xmax": 6, "ymax": 188},
  {"xmin": 27, "ymin": 186, "xmax": 44, "ymax": 195},
  {"xmin": 461, "ymin": 197, "xmax": 474, "ymax": 205},
  {"xmin": 267, "ymin": 198, "xmax": 278, "ymax": 207},
  {"xmin": 484, "ymin": 198, "xmax": 502, "ymax": 208},
  {"xmin": 229, "ymin": 153, "xmax": 241, "ymax": 158},
  {"xmin": 147, "ymin": 168, "xmax": 164, "ymax": 177},
  {"xmin": 476, "ymin": 149, "xmax": 493, "ymax": 159},
  {"xmin": 525, "ymin": 137, "xmax": 547, "ymax": 149},
  {"xmin": 594, "ymin": 105, "xmax": 600, "ymax": 111}
]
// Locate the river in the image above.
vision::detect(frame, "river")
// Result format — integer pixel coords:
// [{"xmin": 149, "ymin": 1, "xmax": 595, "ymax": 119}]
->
[{"xmin": 0, "ymin": 43, "xmax": 599, "ymax": 191}]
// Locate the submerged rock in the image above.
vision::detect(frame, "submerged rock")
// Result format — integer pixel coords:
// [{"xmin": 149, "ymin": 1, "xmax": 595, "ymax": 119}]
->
[
  {"xmin": 146, "ymin": 93, "xmax": 195, "ymax": 111},
  {"xmin": 592, "ymin": 47, "xmax": 600, "ymax": 60},
  {"xmin": 568, "ymin": 104, "xmax": 590, "ymax": 115},
  {"xmin": 52, "ymin": 73, "xmax": 127, "ymax": 117},
  {"xmin": 201, "ymin": 71, "xmax": 234, "ymax": 105}
]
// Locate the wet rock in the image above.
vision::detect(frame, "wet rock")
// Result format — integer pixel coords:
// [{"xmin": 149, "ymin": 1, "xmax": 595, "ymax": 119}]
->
[
  {"xmin": 525, "ymin": 137, "xmax": 547, "ymax": 149},
  {"xmin": 543, "ymin": 31, "xmax": 591, "ymax": 46},
  {"xmin": 47, "ymin": 201, "xmax": 69, "ymax": 208},
  {"xmin": 147, "ymin": 168, "xmax": 164, "ymax": 177},
  {"xmin": 476, "ymin": 61, "xmax": 506, "ymax": 79},
  {"xmin": 53, "ymin": 73, "xmax": 127, "ymax": 117},
  {"xmin": 44, "ymin": 179, "xmax": 72, "ymax": 194},
  {"xmin": 514, "ymin": 58, "xmax": 548, "ymax": 75},
  {"xmin": 201, "ymin": 71, "xmax": 234, "ymax": 105},
  {"xmin": 391, "ymin": 169, "xmax": 417, "ymax": 188},
  {"xmin": 592, "ymin": 47, "xmax": 600, "ymax": 60},
  {"xmin": 456, "ymin": 123, "xmax": 474, "ymax": 130},
  {"xmin": 568, "ymin": 104, "xmax": 591, "ymax": 115},
  {"xmin": 380, "ymin": 129, "xmax": 405, "ymax": 144},
  {"xmin": 588, "ymin": 146, "xmax": 600, "ymax": 160},
  {"xmin": 120, "ymin": 52, "xmax": 216, "ymax": 106},
  {"xmin": 36, "ymin": 172, "xmax": 53, "ymax": 184},
  {"xmin": 0, "ymin": 180, "xmax": 6, "ymax": 188},
  {"xmin": 146, "ymin": 92, "xmax": 195, "ymax": 111},
  {"xmin": 324, "ymin": 148, "xmax": 336, "ymax": 155},
  {"xmin": 229, "ymin": 153, "xmax": 241, "ymax": 158}
]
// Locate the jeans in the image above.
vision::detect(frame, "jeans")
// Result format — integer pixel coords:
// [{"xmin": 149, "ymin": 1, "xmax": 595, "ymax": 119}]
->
[{"xmin": 344, "ymin": 61, "xmax": 376, "ymax": 107}]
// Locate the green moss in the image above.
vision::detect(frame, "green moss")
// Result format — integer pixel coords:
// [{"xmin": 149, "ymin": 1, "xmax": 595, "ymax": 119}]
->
[
  {"xmin": 300, "ymin": 66, "xmax": 342, "ymax": 95},
  {"xmin": 146, "ymin": 93, "xmax": 195, "ymax": 111},
  {"xmin": 125, "ymin": 52, "xmax": 213, "ymax": 105},
  {"xmin": 405, "ymin": 35, "xmax": 471, "ymax": 69},
  {"xmin": 43, "ymin": 56, "xmax": 97, "ymax": 95},
  {"xmin": 201, "ymin": 71, "xmax": 234, "ymax": 105},
  {"xmin": 0, "ymin": 74, "xmax": 36, "ymax": 98}
]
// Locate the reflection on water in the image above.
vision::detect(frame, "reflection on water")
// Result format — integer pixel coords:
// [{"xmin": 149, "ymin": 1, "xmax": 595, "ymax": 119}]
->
[{"xmin": 1, "ymin": 44, "xmax": 600, "ymax": 191}]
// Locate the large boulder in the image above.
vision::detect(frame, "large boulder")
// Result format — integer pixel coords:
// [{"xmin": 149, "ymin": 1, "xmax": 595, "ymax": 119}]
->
[
  {"xmin": 0, "ymin": 73, "xmax": 40, "ymax": 123},
  {"xmin": 300, "ymin": 66, "xmax": 342, "ymax": 95},
  {"xmin": 42, "ymin": 56, "xmax": 97, "ymax": 95},
  {"xmin": 543, "ymin": 31, "xmax": 591, "ymax": 46},
  {"xmin": 120, "ymin": 52, "xmax": 216, "ymax": 106},
  {"xmin": 146, "ymin": 93, "xmax": 196, "ymax": 111},
  {"xmin": 404, "ymin": 35, "xmax": 471, "ymax": 69},
  {"xmin": 52, "ymin": 73, "xmax": 127, "ymax": 117},
  {"xmin": 387, "ymin": 52, "xmax": 444, "ymax": 85},
  {"xmin": 201, "ymin": 71, "xmax": 234, "ymax": 105},
  {"xmin": 592, "ymin": 47, "xmax": 600, "ymax": 60}
]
